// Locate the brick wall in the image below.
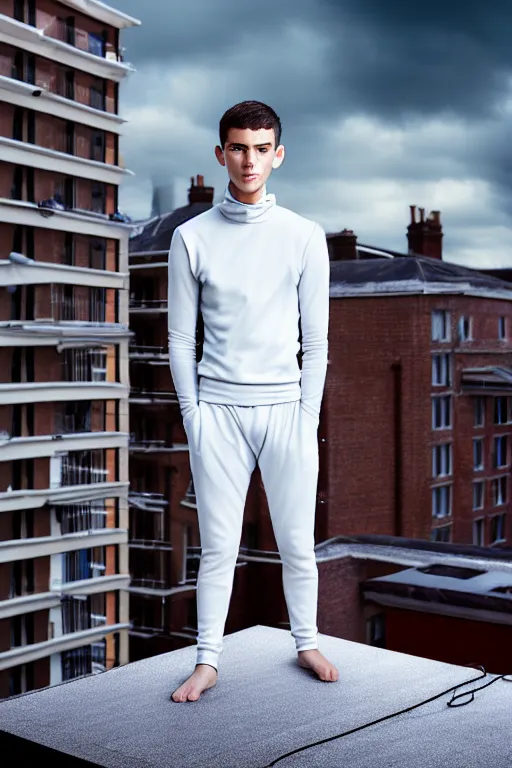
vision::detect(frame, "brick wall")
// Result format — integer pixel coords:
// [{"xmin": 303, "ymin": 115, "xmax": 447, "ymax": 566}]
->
[
  {"xmin": 34, "ymin": 227, "xmax": 64, "ymax": 264},
  {"xmin": 0, "ymin": 0, "xmax": 13, "ymax": 17},
  {"xmin": 0, "ymin": 351, "xmax": 12, "ymax": 383},
  {"xmin": 36, "ymin": 112, "xmax": 67, "ymax": 154},
  {"xmin": 0, "ymin": 101, "xmax": 15, "ymax": 140},
  {"xmin": 326, "ymin": 292, "xmax": 512, "ymax": 547},
  {"xmin": 0, "ymin": 161, "xmax": 15, "ymax": 198}
]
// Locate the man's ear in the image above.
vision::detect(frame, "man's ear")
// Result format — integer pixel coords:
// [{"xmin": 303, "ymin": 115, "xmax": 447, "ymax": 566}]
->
[
  {"xmin": 272, "ymin": 145, "xmax": 285, "ymax": 169},
  {"xmin": 215, "ymin": 145, "xmax": 226, "ymax": 167}
]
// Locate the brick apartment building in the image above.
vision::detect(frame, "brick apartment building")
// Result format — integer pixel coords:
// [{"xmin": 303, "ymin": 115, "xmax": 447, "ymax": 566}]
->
[
  {"xmin": 0, "ymin": 0, "xmax": 139, "ymax": 698},
  {"xmin": 128, "ymin": 183, "xmax": 512, "ymax": 670}
]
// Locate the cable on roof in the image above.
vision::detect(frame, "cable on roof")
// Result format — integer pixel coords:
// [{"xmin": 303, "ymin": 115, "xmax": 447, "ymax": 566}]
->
[{"xmin": 263, "ymin": 665, "xmax": 512, "ymax": 766}]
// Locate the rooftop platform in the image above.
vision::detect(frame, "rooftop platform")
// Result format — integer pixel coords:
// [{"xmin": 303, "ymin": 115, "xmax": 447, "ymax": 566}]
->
[{"xmin": 1, "ymin": 625, "xmax": 510, "ymax": 767}]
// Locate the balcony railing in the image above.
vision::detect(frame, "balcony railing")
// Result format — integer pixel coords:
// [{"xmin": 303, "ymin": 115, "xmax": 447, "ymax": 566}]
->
[
  {"xmin": 49, "ymin": 285, "xmax": 106, "ymax": 324},
  {"xmin": 129, "ymin": 389, "xmax": 179, "ymax": 404},
  {"xmin": 129, "ymin": 345, "xmax": 168, "ymax": 358},
  {"xmin": 58, "ymin": 502, "xmax": 107, "ymax": 534},
  {"xmin": 62, "ymin": 348, "xmax": 107, "ymax": 383},
  {"xmin": 129, "ymin": 439, "xmax": 173, "ymax": 452},
  {"xmin": 129, "ymin": 299, "xmax": 167, "ymax": 311},
  {"xmin": 63, "ymin": 547, "xmax": 106, "ymax": 583},
  {"xmin": 128, "ymin": 492, "xmax": 167, "ymax": 513},
  {"xmin": 61, "ymin": 458, "xmax": 108, "ymax": 487}
]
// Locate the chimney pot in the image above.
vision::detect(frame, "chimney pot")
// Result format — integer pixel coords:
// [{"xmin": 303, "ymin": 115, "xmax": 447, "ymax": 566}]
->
[
  {"xmin": 327, "ymin": 228, "xmax": 358, "ymax": 261},
  {"xmin": 188, "ymin": 175, "xmax": 214, "ymax": 205},
  {"xmin": 406, "ymin": 204, "xmax": 443, "ymax": 260},
  {"xmin": 410, "ymin": 205, "xmax": 416, "ymax": 224}
]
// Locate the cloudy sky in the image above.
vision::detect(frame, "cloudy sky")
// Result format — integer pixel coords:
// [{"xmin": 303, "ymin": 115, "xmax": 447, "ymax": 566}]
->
[{"xmin": 115, "ymin": 0, "xmax": 512, "ymax": 267}]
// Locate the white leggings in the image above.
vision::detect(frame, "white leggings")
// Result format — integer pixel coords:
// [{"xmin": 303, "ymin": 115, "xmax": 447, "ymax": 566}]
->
[{"xmin": 184, "ymin": 398, "xmax": 320, "ymax": 670}]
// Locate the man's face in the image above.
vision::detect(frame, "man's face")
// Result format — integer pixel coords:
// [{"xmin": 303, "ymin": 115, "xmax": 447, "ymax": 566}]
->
[{"xmin": 215, "ymin": 127, "xmax": 285, "ymax": 204}]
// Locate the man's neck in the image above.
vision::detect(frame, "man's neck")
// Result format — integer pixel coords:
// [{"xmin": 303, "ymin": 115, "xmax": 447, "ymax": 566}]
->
[{"xmin": 228, "ymin": 181, "xmax": 266, "ymax": 205}]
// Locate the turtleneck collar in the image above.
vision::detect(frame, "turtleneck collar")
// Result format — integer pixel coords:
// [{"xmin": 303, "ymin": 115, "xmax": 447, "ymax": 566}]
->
[{"xmin": 218, "ymin": 183, "xmax": 276, "ymax": 224}]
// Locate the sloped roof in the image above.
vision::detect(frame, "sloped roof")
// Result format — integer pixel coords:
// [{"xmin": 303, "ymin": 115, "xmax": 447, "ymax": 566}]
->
[
  {"xmin": 129, "ymin": 202, "xmax": 213, "ymax": 254},
  {"xmin": 331, "ymin": 254, "xmax": 512, "ymax": 296}
]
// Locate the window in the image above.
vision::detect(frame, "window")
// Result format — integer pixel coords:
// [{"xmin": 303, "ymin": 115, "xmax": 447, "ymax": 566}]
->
[
  {"xmin": 494, "ymin": 397, "xmax": 510, "ymax": 425},
  {"xmin": 431, "ymin": 524, "xmax": 451, "ymax": 543},
  {"xmin": 493, "ymin": 435, "xmax": 508, "ymax": 468},
  {"xmin": 432, "ymin": 354, "xmax": 451, "ymax": 386},
  {"xmin": 473, "ymin": 438, "xmax": 484, "ymax": 470},
  {"xmin": 90, "ymin": 84, "xmax": 105, "ymax": 111},
  {"xmin": 458, "ymin": 316, "xmax": 472, "ymax": 341},
  {"xmin": 474, "ymin": 397, "xmax": 485, "ymax": 427},
  {"xmin": 492, "ymin": 476, "xmax": 507, "ymax": 506},
  {"xmin": 12, "ymin": 106, "xmax": 23, "ymax": 141},
  {"xmin": 91, "ymin": 130, "xmax": 105, "ymax": 163},
  {"xmin": 490, "ymin": 513, "xmax": 506, "ymax": 544},
  {"xmin": 432, "ymin": 396, "xmax": 451, "ymax": 429},
  {"xmin": 431, "ymin": 310, "xmax": 450, "ymax": 342},
  {"xmin": 14, "ymin": 0, "xmax": 24, "ymax": 22},
  {"xmin": 432, "ymin": 443, "xmax": 452, "ymax": 477},
  {"xmin": 473, "ymin": 481, "xmax": 484, "ymax": 510},
  {"xmin": 432, "ymin": 484, "xmax": 452, "ymax": 518},
  {"xmin": 91, "ymin": 182, "xmax": 106, "ymax": 214},
  {"xmin": 473, "ymin": 518, "xmax": 485, "ymax": 547},
  {"xmin": 498, "ymin": 316, "xmax": 507, "ymax": 341}
]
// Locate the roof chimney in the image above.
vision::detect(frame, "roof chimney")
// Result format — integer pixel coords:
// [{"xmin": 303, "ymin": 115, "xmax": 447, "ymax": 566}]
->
[
  {"xmin": 327, "ymin": 229, "xmax": 358, "ymax": 261},
  {"xmin": 188, "ymin": 175, "xmax": 214, "ymax": 205},
  {"xmin": 407, "ymin": 205, "xmax": 443, "ymax": 260}
]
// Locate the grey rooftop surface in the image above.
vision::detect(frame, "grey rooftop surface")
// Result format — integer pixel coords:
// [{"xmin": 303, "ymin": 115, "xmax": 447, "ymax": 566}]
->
[{"xmin": 1, "ymin": 626, "xmax": 511, "ymax": 767}]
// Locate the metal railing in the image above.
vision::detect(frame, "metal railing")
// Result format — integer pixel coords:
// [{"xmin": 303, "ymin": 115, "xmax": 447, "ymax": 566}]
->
[
  {"xmin": 59, "ymin": 502, "xmax": 107, "ymax": 534},
  {"xmin": 50, "ymin": 285, "xmax": 106, "ymax": 324},
  {"xmin": 129, "ymin": 345, "xmax": 168, "ymax": 357},
  {"xmin": 61, "ymin": 453, "xmax": 108, "ymax": 486},
  {"xmin": 62, "ymin": 348, "xmax": 107, "ymax": 383},
  {"xmin": 130, "ymin": 389, "xmax": 178, "ymax": 402},
  {"xmin": 129, "ymin": 299, "xmax": 167, "ymax": 310}
]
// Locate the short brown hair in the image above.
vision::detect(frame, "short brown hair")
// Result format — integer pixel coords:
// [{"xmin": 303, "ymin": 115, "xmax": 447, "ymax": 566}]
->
[{"xmin": 219, "ymin": 100, "xmax": 282, "ymax": 149}]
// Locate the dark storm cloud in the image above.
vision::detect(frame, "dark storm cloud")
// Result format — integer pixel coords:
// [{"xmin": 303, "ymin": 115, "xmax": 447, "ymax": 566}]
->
[
  {"xmin": 318, "ymin": 0, "xmax": 512, "ymax": 120},
  {"xmin": 117, "ymin": 0, "xmax": 512, "ymax": 121},
  {"xmin": 114, "ymin": 0, "xmax": 512, "ymax": 263}
]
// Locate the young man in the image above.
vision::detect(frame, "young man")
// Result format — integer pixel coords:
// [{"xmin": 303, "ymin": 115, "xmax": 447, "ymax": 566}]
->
[{"xmin": 168, "ymin": 101, "xmax": 338, "ymax": 703}]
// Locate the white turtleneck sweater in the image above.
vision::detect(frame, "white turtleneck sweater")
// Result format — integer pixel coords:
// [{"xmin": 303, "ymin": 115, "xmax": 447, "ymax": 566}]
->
[{"xmin": 167, "ymin": 186, "xmax": 330, "ymax": 423}]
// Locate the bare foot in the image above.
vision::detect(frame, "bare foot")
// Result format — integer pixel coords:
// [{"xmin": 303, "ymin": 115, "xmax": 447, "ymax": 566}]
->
[
  {"xmin": 298, "ymin": 649, "xmax": 339, "ymax": 682},
  {"xmin": 171, "ymin": 664, "xmax": 218, "ymax": 702}
]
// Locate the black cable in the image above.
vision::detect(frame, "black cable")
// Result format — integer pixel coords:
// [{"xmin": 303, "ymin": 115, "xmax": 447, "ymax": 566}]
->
[{"xmin": 263, "ymin": 666, "xmax": 512, "ymax": 767}]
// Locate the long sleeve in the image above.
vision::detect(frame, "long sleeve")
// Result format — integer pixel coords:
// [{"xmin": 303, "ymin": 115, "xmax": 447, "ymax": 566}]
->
[
  {"xmin": 298, "ymin": 223, "xmax": 330, "ymax": 420},
  {"xmin": 167, "ymin": 228, "xmax": 200, "ymax": 422}
]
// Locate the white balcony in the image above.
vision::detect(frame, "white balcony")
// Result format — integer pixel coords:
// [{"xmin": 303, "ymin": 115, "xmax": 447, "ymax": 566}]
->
[
  {"xmin": 0, "ymin": 528, "xmax": 127, "ymax": 564},
  {"xmin": 0, "ymin": 621, "xmax": 130, "ymax": 671},
  {"xmin": 129, "ymin": 299, "xmax": 168, "ymax": 315},
  {"xmin": 55, "ymin": 0, "xmax": 140, "ymax": 29},
  {"xmin": 129, "ymin": 345, "xmax": 169, "ymax": 362},
  {"xmin": 0, "ymin": 75, "xmax": 126, "ymax": 134},
  {"xmin": 0, "ymin": 380, "xmax": 127, "ymax": 405},
  {"xmin": 0, "ymin": 322, "xmax": 131, "ymax": 347},
  {"xmin": 0, "ymin": 14, "xmax": 135, "ymax": 81},
  {"xmin": 0, "ymin": 257, "xmax": 127, "ymax": 290},
  {"xmin": 0, "ymin": 574, "xmax": 130, "ymax": 620},
  {"xmin": 0, "ymin": 137, "xmax": 133, "ymax": 185},
  {"xmin": 0, "ymin": 480, "xmax": 128, "ymax": 513},
  {"xmin": 0, "ymin": 431, "xmax": 129, "ymax": 462},
  {"xmin": 129, "ymin": 389, "xmax": 179, "ymax": 406},
  {"xmin": 0, "ymin": 197, "xmax": 132, "ymax": 240}
]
